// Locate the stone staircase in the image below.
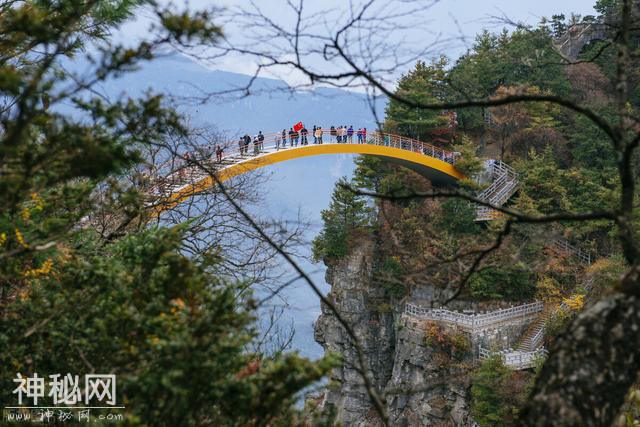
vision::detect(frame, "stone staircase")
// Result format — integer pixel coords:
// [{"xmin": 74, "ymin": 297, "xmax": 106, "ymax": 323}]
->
[
  {"xmin": 477, "ymin": 235, "xmax": 597, "ymax": 368},
  {"xmin": 502, "ymin": 236, "xmax": 595, "ymax": 360},
  {"xmin": 475, "ymin": 160, "xmax": 519, "ymax": 221},
  {"xmin": 477, "ymin": 306, "xmax": 552, "ymax": 369},
  {"xmin": 515, "ymin": 306, "xmax": 555, "ymax": 352}
]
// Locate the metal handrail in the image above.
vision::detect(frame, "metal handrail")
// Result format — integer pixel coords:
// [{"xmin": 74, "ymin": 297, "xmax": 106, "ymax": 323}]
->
[
  {"xmin": 553, "ymin": 237, "xmax": 592, "ymax": 265},
  {"xmin": 517, "ymin": 236, "xmax": 597, "ymax": 351},
  {"xmin": 145, "ymin": 128, "xmax": 460, "ymax": 200},
  {"xmin": 530, "ymin": 327, "xmax": 545, "ymax": 349},
  {"xmin": 475, "ymin": 160, "xmax": 519, "ymax": 221}
]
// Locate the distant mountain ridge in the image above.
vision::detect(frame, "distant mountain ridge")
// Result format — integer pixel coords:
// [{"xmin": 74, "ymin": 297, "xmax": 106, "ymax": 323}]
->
[{"xmin": 95, "ymin": 52, "xmax": 385, "ymax": 137}]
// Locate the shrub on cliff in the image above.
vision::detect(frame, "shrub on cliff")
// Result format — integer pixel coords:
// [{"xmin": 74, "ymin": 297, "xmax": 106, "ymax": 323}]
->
[
  {"xmin": 469, "ymin": 264, "xmax": 536, "ymax": 301},
  {"xmin": 471, "ymin": 356, "xmax": 530, "ymax": 426}
]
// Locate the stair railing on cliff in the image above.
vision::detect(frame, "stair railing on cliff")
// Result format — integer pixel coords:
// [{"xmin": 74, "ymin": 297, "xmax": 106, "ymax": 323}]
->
[
  {"xmin": 553, "ymin": 236, "xmax": 592, "ymax": 266},
  {"xmin": 495, "ymin": 236, "xmax": 597, "ymax": 361},
  {"xmin": 475, "ymin": 160, "xmax": 519, "ymax": 221},
  {"xmin": 528, "ymin": 326, "xmax": 546, "ymax": 351},
  {"xmin": 553, "ymin": 18, "xmax": 608, "ymax": 60},
  {"xmin": 404, "ymin": 301, "xmax": 543, "ymax": 331}
]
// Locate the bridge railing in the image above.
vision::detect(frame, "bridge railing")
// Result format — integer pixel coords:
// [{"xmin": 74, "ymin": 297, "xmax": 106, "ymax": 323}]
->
[
  {"xmin": 367, "ymin": 131, "xmax": 459, "ymax": 164},
  {"xmin": 145, "ymin": 128, "xmax": 460, "ymax": 199},
  {"xmin": 168, "ymin": 129, "xmax": 458, "ymax": 166},
  {"xmin": 405, "ymin": 301, "xmax": 543, "ymax": 331}
]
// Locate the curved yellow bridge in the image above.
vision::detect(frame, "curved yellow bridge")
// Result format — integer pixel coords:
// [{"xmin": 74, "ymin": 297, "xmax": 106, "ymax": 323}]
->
[{"xmin": 147, "ymin": 130, "xmax": 466, "ymax": 215}]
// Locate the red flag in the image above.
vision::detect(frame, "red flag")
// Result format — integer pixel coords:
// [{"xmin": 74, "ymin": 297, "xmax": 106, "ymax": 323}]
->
[{"xmin": 293, "ymin": 121, "xmax": 303, "ymax": 132}]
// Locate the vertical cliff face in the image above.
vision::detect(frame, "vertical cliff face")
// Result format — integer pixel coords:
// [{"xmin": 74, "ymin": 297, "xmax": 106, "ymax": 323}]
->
[
  {"xmin": 314, "ymin": 238, "xmax": 397, "ymax": 426},
  {"xmin": 313, "ymin": 236, "xmax": 475, "ymax": 426}
]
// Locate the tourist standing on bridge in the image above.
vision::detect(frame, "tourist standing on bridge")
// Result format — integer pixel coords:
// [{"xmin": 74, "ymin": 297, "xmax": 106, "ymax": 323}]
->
[
  {"xmin": 244, "ymin": 134, "xmax": 251, "ymax": 155},
  {"xmin": 216, "ymin": 145, "xmax": 223, "ymax": 163},
  {"xmin": 244, "ymin": 134, "xmax": 251, "ymax": 154},
  {"xmin": 341, "ymin": 126, "xmax": 348, "ymax": 143},
  {"xmin": 312, "ymin": 126, "xmax": 317, "ymax": 144},
  {"xmin": 347, "ymin": 126, "xmax": 354, "ymax": 143},
  {"xmin": 275, "ymin": 132, "xmax": 281, "ymax": 150},
  {"xmin": 293, "ymin": 128, "xmax": 299, "ymax": 146},
  {"xmin": 181, "ymin": 152, "xmax": 191, "ymax": 180},
  {"xmin": 318, "ymin": 126, "xmax": 324, "ymax": 144},
  {"xmin": 362, "ymin": 127, "xmax": 367, "ymax": 143},
  {"xmin": 288, "ymin": 128, "xmax": 294, "ymax": 147},
  {"xmin": 336, "ymin": 126, "xmax": 342, "ymax": 143},
  {"xmin": 356, "ymin": 128, "xmax": 363, "ymax": 143},
  {"xmin": 301, "ymin": 126, "xmax": 308, "ymax": 145},
  {"xmin": 281, "ymin": 129, "xmax": 287, "ymax": 148},
  {"xmin": 257, "ymin": 131, "xmax": 265, "ymax": 151},
  {"xmin": 253, "ymin": 135, "xmax": 260, "ymax": 155}
]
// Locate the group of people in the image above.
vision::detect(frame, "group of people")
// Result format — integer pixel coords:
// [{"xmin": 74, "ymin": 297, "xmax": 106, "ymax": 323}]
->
[
  {"xmin": 229, "ymin": 125, "xmax": 374, "ymax": 155},
  {"xmin": 238, "ymin": 131, "xmax": 265, "ymax": 156},
  {"xmin": 163, "ymin": 126, "xmax": 460, "ymax": 186},
  {"xmin": 277, "ymin": 127, "xmax": 308, "ymax": 148},
  {"xmin": 273, "ymin": 125, "xmax": 369, "ymax": 149},
  {"xmin": 326, "ymin": 125, "xmax": 367, "ymax": 144},
  {"xmin": 224, "ymin": 125, "xmax": 377, "ymax": 157}
]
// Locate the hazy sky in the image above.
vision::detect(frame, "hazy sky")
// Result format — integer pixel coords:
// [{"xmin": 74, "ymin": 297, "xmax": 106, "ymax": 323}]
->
[{"xmin": 119, "ymin": 0, "xmax": 598, "ymax": 83}]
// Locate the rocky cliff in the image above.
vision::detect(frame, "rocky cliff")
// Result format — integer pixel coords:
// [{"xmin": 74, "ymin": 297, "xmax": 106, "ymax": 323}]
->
[{"xmin": 313, "ymin": 237, "xmax": 477, "ymax": 426}]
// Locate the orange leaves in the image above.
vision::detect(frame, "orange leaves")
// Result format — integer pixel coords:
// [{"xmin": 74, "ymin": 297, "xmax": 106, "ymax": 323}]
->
[
  {"xmin": 23, "ymin": 258, "xmax": 54, "ymax": 278},
  {"xmin": 562, "ymin": 294, "xmax": 585, "ymax": 311},
  {"xmin": 235, "ymin": 359, "xmax": 261, "ymax": 379}
]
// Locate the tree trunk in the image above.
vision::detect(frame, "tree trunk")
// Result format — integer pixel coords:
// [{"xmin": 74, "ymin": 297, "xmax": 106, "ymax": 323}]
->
[{"xmin": 521, "ymin": 292, "xmax": 640, "ymax": 426}]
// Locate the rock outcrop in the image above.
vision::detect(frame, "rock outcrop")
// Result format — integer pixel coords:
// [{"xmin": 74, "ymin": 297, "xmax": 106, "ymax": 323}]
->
[
  {"xmin": 313, "ymin": 238, "xmax": 477, "ymax": 426},
  {"xmin": 314, "ymin": 238, "xmax": 396, "ymax": 425}
]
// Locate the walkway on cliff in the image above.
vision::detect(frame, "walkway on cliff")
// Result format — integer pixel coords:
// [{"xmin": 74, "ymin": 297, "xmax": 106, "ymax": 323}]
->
[
  {"xmin": 404, "ymin": 301, "xmax": 543, "ymax": 332},
  {"xmin": 404, "ymin": 158, "xmax": 595, "ymax": 370},
  {"xmin": 404, "ymin": 232, "xmax": 596, "ymax": 370}
]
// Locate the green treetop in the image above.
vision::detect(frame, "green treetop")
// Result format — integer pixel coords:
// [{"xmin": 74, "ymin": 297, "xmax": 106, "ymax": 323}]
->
[
  {"xmin": 384, "ymin": 58, "xmax": 451, "ymax": 143},
  {"xmin": 312, "ymin": 177, "xmax": 373, "ymax": 261}
]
